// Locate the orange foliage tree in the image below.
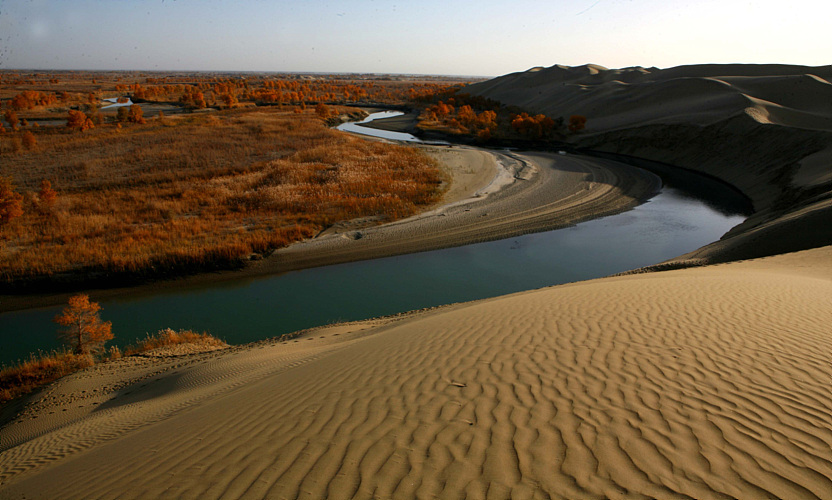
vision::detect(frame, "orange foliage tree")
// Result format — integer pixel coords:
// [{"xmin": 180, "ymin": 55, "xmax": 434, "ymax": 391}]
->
[
  {"xmin": 127, "ymin": 104, "xmax": 146, "ymax": 124},
  {"xmin": 67, "ymin": 110, "xmax": 94, "ymax": 131},
  {"xmin": 194, "ymin": 92, "xmax": 207, "ymax": 109},
  {"xmin": 38, "ymin": 179, "xmax": 57, "ymax": 209},
  {"xmin": 9, "ymin": 90, "xmax": 56, "ymax": 110},
  {"xmin": 510, "ymin": 113, "xmax": 556, "ymax": 138},
  {"xmin": 53, "ymin": 294, "xmax": 114, "ymax": 355},
  {"xmin": 568, "ymin": 115, "xmax": 587, "ymax": 133},
  {"xmin": 219, "ymin": 93, "xmax": 238, "ymax": 108},
  {"xmin": 0, "ymin": 177, "xmax": 24, "ymax": 226},
  {"xmin": 315, "ymin": 102, "xmax": 331, "ymax": 118},
  {"xmin": 3, "ymin": 110, "xmax": 19, "ymax": 130},
  {"xmin": 22, "ymin": 131, "xmax": 37, "ymax": 150}
]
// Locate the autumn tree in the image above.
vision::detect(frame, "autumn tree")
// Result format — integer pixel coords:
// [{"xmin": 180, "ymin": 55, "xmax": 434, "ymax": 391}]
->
[
  {"xmin": 315, "ymin": 102, "xmax": 331, "ymax": 118},
  {"xmin": 22, "ymin": 131, "xmax": 37, "ymax": 150},
  {"xmin": 180, "ymin": 90, "xmax": 207, "ymax": 109},
  {"xmin": 219, "ymin": 93, "xmax": 238, "ymax": 108},
  {"xmin": 127, "ymin": 104, "xmax": 146, "ymax": 124},
  {"xmin": 67, "ymin": 110, "xmax": 94, "ymax": 131},
  {"xmin": 10, "ymin": 92, "xmax": 34, "ymax": 110},
  {"xmin": 54, "ymin": 294, "xmax": 113, "ymax": 355},
  {"xmin": 193, "ymin": 91, "xmax": 207, "ymax": 109},
  {"xmin": 568, "ymin": 115, "xmax": 587, "ymax": 133},
  {"xmin": 4, "ymin": 110, "xmax": 19, "ymax": 130},
  {"xmin": 0, "ymin": 177, "xmax": 24, "ymax": 226},
  {"xmin": 38, "ymin": 179, "xmax": 57, "ymax": 209},
  {"xmin": 117, "ymin": 106, "xmax": 129, "ymax": 122}
]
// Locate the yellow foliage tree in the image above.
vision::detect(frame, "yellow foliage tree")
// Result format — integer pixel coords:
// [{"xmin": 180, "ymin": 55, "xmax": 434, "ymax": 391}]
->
[
  {"xmin": 127, "ymin": 104, "xmax": 146, "ymax": 124},
  {"xmin": 54, "ymin": 294, "xmax": 114, "ymax": 355},
  {"xmin": 0, "ymin": 177, "xmax": 24, "ymax": 226},
  {"xmin": 67, "ymin": 110, "xmax": 94, "ymax": 131},
  {"xmin": 315, "ymin": 102, "xmax": 330, "ymax": 118}
]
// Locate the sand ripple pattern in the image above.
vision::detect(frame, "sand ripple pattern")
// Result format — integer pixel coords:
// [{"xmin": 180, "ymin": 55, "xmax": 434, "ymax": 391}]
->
[{"xmin": 1, "ymin": 248, "xmax": 831, "ymax": 499}]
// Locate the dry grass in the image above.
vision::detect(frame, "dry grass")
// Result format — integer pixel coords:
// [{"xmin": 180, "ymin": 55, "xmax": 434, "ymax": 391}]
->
[
  {"xmin": 0, "ymin": 351, "xmax": 94, "ymax": 403},
  {"xmin": 0, "ymin": 329, "xmax": 227, "ymax": 404},
  {"xmin": 0, "ymin": 107, "xmax": 445, "ymax": 286},
  {"xmin": 125, "ymin": 328, "xmax": 228, "ymax": 356}
]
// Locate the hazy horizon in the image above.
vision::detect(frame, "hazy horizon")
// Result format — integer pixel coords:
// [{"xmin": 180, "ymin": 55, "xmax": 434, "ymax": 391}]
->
[{"xmin": 1, "ymin": 0, "xmax": 830, "ymax": 77}]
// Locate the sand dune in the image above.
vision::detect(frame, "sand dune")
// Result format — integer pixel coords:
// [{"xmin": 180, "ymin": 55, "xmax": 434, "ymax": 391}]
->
[
  {"xmin": 467, "ymin": 63, "xmax": 832, "ymax": 133},
  {"xmin": 468, "ymin": 63, "xmax": 832, "ymax": 266},
  {"xmin": 3, "ymin": 64, "xmax": 832, "ymax": 498},
  {"xmin": 1, "ymin": 246, "xmax": 831, "ymax": 499}
]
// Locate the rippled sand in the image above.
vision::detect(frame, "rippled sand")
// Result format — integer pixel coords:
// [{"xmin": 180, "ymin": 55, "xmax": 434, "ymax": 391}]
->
[{"xmin": 2, "ymin": 246, "xmax": 830, "ymax": 499}]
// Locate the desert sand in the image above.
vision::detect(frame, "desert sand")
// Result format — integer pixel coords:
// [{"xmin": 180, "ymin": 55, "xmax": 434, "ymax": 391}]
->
[
  {"xmin": 1, "ymin": 246, "xmax": 830, "ymax": 499},
  {"xmin": 2, "ymin": 64, "xmax": 832, "ymax": 499}
]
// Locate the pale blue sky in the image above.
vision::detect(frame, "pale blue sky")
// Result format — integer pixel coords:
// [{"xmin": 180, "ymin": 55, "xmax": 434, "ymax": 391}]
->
[{"xmin": 1, "ymin": 0, "xmax": 829, "ymax": 76}]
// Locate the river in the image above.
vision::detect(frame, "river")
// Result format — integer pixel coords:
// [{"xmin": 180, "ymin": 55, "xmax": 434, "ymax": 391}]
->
[{"xmin": 0, "ymin": 112, "xmax": 749, "ymax": 366}]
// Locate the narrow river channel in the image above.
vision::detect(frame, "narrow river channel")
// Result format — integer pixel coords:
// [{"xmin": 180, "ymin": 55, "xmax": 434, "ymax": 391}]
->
[{"xmin": 0, "ymin": 112, "xmax": 750, "ymax": 365}]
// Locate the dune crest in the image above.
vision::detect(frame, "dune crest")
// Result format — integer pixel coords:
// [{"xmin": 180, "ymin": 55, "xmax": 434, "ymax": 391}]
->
[{"xmin": 468, "ymin": 63, "xmax": 832, "ymax": 133}]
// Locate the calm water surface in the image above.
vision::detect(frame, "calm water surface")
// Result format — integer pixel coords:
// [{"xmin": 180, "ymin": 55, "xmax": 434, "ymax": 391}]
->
[
  {"xmin": 0, "ymin": 187, "xmax": 745, "ymax": 365},
  {"xmin": 0, "ymin": 113, "xmax": 749, "ymax": 365}
]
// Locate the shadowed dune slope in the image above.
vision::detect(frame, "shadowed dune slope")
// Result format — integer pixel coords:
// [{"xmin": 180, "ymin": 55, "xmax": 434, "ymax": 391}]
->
[
  {"xmin": 1, "ymin": 246, "xmax": 831, "ymax": 499},
  {"xmin": 467, "ymin": 63, "xmax": 832, "ymax": 132},
  {"xmin": 467, "ymin": 63, "xmax": 832, "ymax": 266}
]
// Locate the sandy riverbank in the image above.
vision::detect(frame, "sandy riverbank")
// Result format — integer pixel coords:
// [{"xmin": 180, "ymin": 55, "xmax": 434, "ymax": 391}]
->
[
  {"xmin": 2, "ymin": 245, "xmax": 830, "ymax": 498},
  {"xmin": 267, "ymin": 147, "xmax": 659, "ymax": 274},
  {"xmin": 0, "ymin": 144, "xmax": 659, "ymax": 313},
  {"xmin": 357, "ymin": 110, "xmax": 419, "ymax": 133}
]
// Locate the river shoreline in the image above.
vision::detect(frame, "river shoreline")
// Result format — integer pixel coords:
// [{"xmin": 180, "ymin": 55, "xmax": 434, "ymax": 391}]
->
[{"xmin": 0, "ymin": 116, "xmax": 671, "ymax": 313}]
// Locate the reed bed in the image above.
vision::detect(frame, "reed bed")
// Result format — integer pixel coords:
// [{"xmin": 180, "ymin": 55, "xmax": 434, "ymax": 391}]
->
[{"xmin": 0, "ymin": 108, "xmax": 445, "ymax": 285}]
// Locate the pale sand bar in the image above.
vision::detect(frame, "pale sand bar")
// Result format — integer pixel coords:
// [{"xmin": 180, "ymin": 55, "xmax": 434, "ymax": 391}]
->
[
  {"xmin": 1, "ymin": 246, "xmax": 830, "ymax": 498},
  {"xmin": 268, "ymin": 148, "xmax": 659, "ymax": 274}
]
